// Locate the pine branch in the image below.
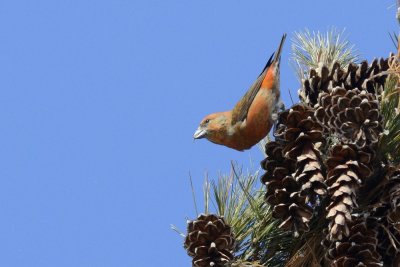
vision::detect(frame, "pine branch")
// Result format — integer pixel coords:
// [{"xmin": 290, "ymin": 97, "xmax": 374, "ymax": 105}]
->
[{"xmin": 291, "ymin": 28, "xmax": 358, "ymax": 81}]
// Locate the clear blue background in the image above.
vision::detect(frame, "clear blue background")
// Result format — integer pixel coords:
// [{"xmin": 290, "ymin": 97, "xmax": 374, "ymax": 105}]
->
[{"xmin": 0, "ymin": 0, "xmax": 396, "ymax": 266}]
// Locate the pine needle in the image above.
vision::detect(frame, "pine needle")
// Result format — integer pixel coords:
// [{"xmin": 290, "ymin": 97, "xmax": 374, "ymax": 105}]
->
[
  {"xmin": 189, "ymin": 172, "xmax": 199, "ymax": 216},
  {"xmin": 170, "ymin": 224, "xmax": 185, "ymax": 238},
  {"xmin": 257, "ymin": 135, "xmax": 270, "ymax": 157},
  {"xmin": 380, "ymin": 55, "xmax": 400, "ymax": 163},
  {"xmin": 180, "ymin": 163, "xmax": 292, "ymax": 265},
  {"xmin": 389, "ymin": 31, "xmax": 398, "ymax": 49},
  {"xmin": 231, "ymin": 260, "xmax": 266, "ymax": 267},
  {"xmin": 203, "ymin": 173, "xmax": 211, "ymax": 214},
  {"xmin": 291, "ymin": 27, "xmax": 358, "ymax": 81}
]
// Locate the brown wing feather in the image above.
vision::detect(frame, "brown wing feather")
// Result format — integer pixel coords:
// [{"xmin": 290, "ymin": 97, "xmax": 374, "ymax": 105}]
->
[
  {"xmin": 231, "ymin": 34, "xmax": 286, "ymax": 125},
  {"xmin": 231, "ymin": 73, "xmax": 266, "ymax": 125}
]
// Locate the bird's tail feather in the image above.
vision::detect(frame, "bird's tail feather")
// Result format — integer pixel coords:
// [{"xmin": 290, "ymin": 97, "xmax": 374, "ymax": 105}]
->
[
  {"xmin": 258, "ymin": 34, "xmax": 287, "ymax": 77},
  {"xmin": 273, "ymin": 33, "xmax": 287, "ymax": 64}
]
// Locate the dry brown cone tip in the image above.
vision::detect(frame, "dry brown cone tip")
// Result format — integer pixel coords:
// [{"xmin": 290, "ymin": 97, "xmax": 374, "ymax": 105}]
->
[
  {"xmin": 184, "ymin": 214, "xmax": 235, "ymax": 267},
  {"xmin": 260, "ymin": 141, "xmax": 312, "ymax": 236}
]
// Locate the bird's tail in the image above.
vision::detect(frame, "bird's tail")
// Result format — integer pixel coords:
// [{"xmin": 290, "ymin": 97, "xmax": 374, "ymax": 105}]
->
[
  {"xmin": 272, "ymin": 33, "xmax": 287, "ymax": 64},
  {"xmin": 259, "ymin": 33, "xmax": 287, "ymax": 77}
]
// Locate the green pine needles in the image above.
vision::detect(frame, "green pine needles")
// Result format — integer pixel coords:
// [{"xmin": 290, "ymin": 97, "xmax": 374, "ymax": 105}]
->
[{"xmin": 291, "ymin": 28, "xmax": 358, "ymax": 81}]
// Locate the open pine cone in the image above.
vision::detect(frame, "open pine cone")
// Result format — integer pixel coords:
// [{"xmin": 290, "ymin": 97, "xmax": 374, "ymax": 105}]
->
[
  {"xmin": 315, "ymin": 87, "xmax": 383, "ymax": 148},
  {"xmin": 325, "ymin": 216, "xmax": 382, "ymax": 267},
  {"xmin": 325, "ymin": 144, "xmax": 374, "ymax": 241},
  {"xmin": 260, "ymin": 141, "xmax": 312, "ymax": 236},
  {"xmin": 275, "ymin": 104, "xmax": 326, "ymax": 203},
  {"xmin": 300, "ymin": 57, "xmax": 390, "ymax": 106},
  {"xmin": 184, "ymin": 214, "xmax": 235, "ymax": 267},
  {"xmin": 261, "ymin": 141, "xmax": 296, "ymax": 205}
]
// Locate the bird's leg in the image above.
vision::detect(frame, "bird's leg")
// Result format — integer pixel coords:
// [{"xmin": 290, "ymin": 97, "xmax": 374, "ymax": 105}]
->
[{"xmin": 272, "ymin": 98, "xmax": 285, "ymax": 142}]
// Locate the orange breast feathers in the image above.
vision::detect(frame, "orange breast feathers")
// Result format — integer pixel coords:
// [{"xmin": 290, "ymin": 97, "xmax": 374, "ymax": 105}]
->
[{"xmin": 261, "ymin": 62, "xmax": 277, "ymax": 89}]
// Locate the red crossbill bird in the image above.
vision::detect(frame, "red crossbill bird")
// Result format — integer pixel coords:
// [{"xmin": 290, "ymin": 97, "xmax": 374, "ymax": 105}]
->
[{"xmin": 193, "ymin": 34, "xmax": 286, "ymax": 151}]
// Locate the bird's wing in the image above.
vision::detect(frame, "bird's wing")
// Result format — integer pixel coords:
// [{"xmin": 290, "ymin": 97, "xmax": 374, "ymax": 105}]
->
[
  {"xmin": 230, "ymin": 58, "xmax": 272, "ymax": 125},
  {"xmin": 231, "ymin": 34, "xmax": 286, "ymax": 125}
]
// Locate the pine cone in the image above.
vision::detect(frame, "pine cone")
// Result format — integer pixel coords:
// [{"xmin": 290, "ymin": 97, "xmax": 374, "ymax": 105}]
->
[
  {"xmin": 325, "ymin": 144, "xmax": 373, "ymax": 241},
  {"xmin": 272, "ymin": 190, "xmax": 313, "ymax": 236},
  {"xmin": 261, "ymin": 141, "xmax": 312, "ymax": 236},
  {"xmin": 275, "ymin": 104, "xmax": 326, "ymax": 203},
  {"xmin": 314, "ymin": 86, "xmax": 347, "ymax": 132},
  {"xmin": 184, "ymin": 214, "xmax": 235, "ymax": 267},
  {"xmin": 315, "ymin": 87, "xmax": 382, "ymax": 148},
  {"xmin": 325, "ymin": 216, "xmax": 382, "ymax": 267},
  {"xmin": 300, "ymin": 57, "xmax": 390, "ymax": 106},
  {"xmin": 261, "ymin": 141, "xmax": 296, "ymax": 205}
]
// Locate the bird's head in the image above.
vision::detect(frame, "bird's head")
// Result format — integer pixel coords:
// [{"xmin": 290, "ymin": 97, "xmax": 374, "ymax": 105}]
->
[{"xmin": 193, "ymin": 112, "xmax": 229, "ymax": 143}]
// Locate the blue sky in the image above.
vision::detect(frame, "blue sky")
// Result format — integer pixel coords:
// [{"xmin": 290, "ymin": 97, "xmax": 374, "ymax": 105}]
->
[{"xmin": 0, "ymin": 0, "xmax": 397, "ymax": 266}]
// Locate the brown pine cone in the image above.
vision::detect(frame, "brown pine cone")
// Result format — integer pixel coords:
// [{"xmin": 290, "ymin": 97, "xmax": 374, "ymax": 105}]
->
[
  {"xmin": 272, "ymin": 190, "xmax": 313, "ymax": 236},
  {"xmin": 325, "ymin": 144, "xmax": 373, "ymax": 241},
  {"xmin": 275, "ymin": 104, "xmax": 326, "ymax": 203},
  {"xmin": 315, "ymin": 87, "xmax": 382, "ymax": 148},
  {"xmin": 325, "ymin": 216, "xmax": 382, "ymax": 267},
  {"xmin": 260, "ymin": 141, "xmax": 312, "ymax": 236},
  {"xmin": 261, "ymin": 141, "xmax": 296, "ymax": 205},
  {"xmin": 300, "ymin": 57, "xmax": 390, "ymax": 106},
  {"xmin": 184, "ymin": 214, "xmax": 235, "ymax": 267}
]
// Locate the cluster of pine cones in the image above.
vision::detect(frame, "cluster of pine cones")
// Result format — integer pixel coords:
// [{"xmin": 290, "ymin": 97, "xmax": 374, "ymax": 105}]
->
[
  {"xmin": 184, "ymin": 56, "xmax": 400, "ymax": 267},
  {"xmin": 262, "ymin": 56, "xmax": 400, "ymax": 266}
]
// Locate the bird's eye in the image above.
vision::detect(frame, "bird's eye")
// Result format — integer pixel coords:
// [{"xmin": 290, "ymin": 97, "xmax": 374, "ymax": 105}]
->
[{"xmin": 204, "ymin": 119, "xmax": 210, "ymax": 124}]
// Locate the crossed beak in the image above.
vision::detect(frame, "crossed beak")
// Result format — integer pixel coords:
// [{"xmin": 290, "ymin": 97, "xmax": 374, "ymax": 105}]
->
[{"xmin": 193, "ymin": 127, "xmax": 207, "ymax": 139}]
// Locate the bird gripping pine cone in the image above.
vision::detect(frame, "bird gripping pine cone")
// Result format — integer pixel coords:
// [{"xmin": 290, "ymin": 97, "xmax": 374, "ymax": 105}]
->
[{"xmin": 193, "ymin": 34, "xmax": 286, "ymax": 151}]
